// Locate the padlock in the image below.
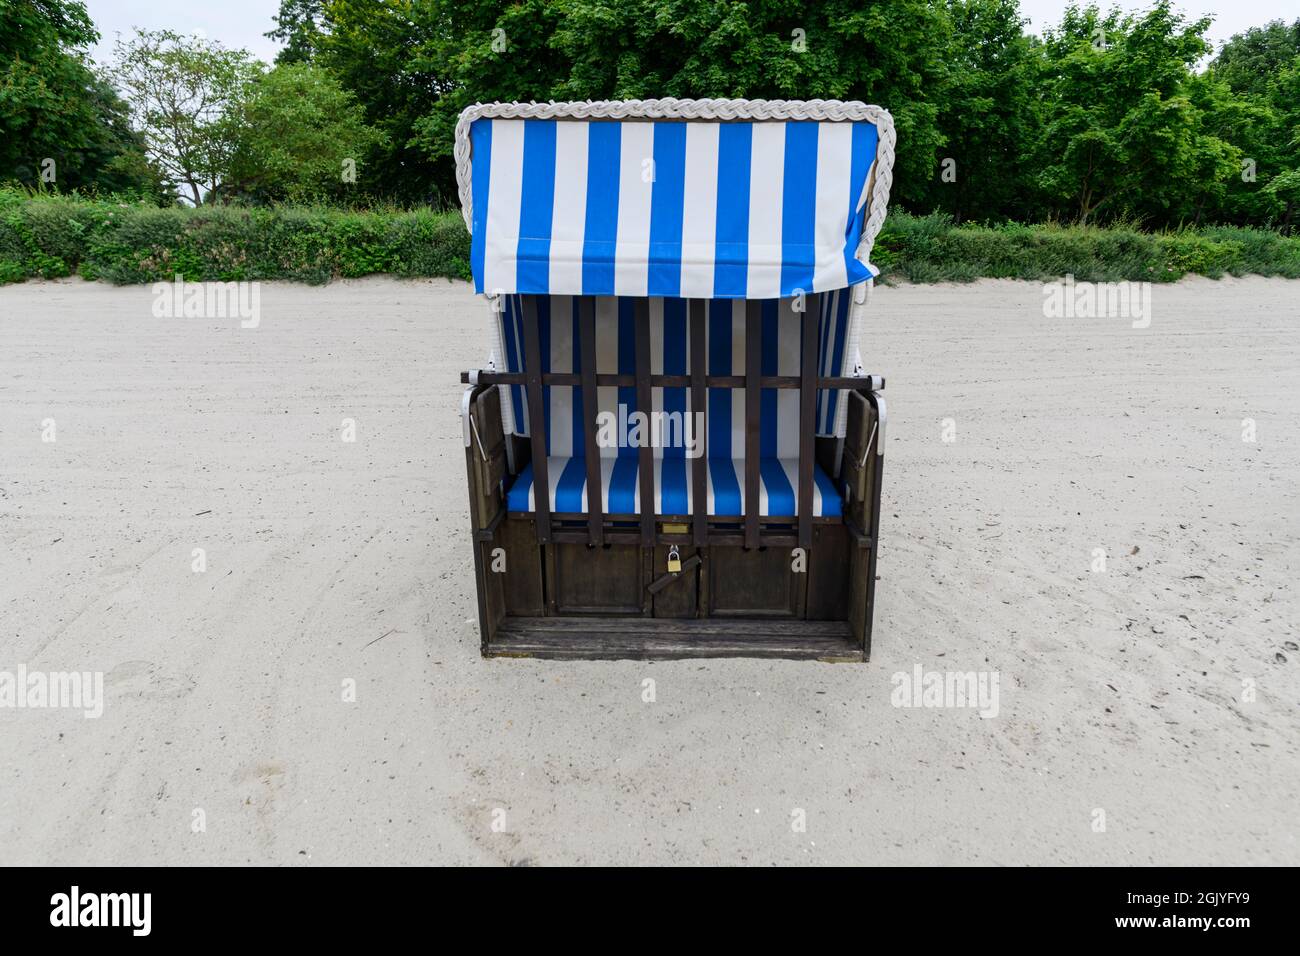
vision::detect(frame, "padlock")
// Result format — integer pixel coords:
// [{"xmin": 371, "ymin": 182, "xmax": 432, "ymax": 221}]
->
[{"xmin": 667, "ymin": 545, "xmax": 682, "ymax": 574}]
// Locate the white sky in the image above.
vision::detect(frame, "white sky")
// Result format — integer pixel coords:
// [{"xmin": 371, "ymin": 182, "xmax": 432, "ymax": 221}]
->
[{"xmin": 84, "ymin": 0, "xmax": 1296, "ymax": 67}]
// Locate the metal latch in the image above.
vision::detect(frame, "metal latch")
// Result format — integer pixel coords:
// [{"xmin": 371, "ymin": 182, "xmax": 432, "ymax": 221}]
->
[{"xmin": 647, "ymin": 550, "xmax": 702, "ymax": 595}]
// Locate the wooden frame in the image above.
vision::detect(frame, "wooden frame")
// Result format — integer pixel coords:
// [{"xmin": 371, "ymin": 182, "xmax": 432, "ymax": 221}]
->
[{"xmin": 461, "ymin": 293, "xmax": 887, "ymax": 661}]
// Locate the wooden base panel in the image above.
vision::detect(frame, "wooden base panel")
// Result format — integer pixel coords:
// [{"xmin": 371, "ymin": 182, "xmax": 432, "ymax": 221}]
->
[{"xmin": 487, "ymin": 617, "xmax": 863, "ymax": 661}]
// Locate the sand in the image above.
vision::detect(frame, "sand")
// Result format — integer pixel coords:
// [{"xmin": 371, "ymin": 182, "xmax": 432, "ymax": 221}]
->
[{"xmin": 0, "ymin": 274, "xmax": 1296, "ymax": 866}]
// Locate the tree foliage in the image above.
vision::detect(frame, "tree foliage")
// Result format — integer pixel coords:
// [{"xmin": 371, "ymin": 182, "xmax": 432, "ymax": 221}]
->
[
  {"xmin": 5, "ymin": 0, "xmax": 1297, "ymax": 228},
  {"xmin": 0, "ymin": 0, "xmax": 159, "ymax": 194},
  {"xmin": 108, "ymin": 29, "xmax": 262, "ymax": 205},
  {"xmin": 223, "ymin": 63, "xmax": 387, "ymax": 203}
]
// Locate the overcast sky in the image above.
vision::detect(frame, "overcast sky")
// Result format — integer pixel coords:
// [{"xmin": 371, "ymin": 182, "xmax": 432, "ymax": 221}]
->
[{"xmin": 84, "ymin": 0, "xmax": 1295, "ymax": 67}]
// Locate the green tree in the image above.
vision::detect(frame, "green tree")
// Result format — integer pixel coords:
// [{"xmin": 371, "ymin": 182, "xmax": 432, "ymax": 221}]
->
[
  {"xmin": 412, "ymin": 0, "xmax": 949, "ymax": 209},
  {"xmin": 270, "ymin": 0, "xmax": 950, "ymax": 207},
  {"xmin": 267, "ymin": 0, "xmax": 325, "ymax": 65},
  {"xmin": 1033, "ymin": 3, "xmax": 1236, "ymax": 225},
  {"xmin": 1, "ymin": 0, "xmax": 159, "ymax": 194},
  {"xmin": 1210, "ymin": 18, "xmax": 1300, "ymax": 97},
  {"xmin": 1208, "ymin": 21, "xmax": 1300, "ymax": 228},
  {"xmin": 921, "ymin": 0, "xmax": 1040, "ymax": 222},
  {"xmin": 108, "ymin": 29, "xmax": 261, "ymax": 205},
  {"xmin": 223, "ymin": 62, "xmax": 386, "ymax": 203}
]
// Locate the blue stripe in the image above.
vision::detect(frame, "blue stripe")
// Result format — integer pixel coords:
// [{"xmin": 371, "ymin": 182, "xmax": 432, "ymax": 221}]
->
[
  {"xmin": 648, "ymin": 123, "xmax": 687, "ymax": 297},
  {"xmin": 816, "ymin": 292, "xmax": 831, "ymax": 432},
  {"xmin": 538, "ymin": 297, "xmax": 552, "ymax": 453},
  {"xmin": 660, "ymin": 296, "xmax": 689, "ymax": 515},
  {"xmin": 707, "ymin": 300, "xmax": 731, "ymax": 459},
  {"xmin": 609, "ymin": 458, "xmax": 638, "ymax": 513},
  {"xmin": 502, "ymin": 295, "xmax": 526, "ymax": 434},
  {"xmin": 844, "ymin": 122, "xmax": 878, "ymax": 285},
  {"xmin": 662, "ymin": 298, "xmax": 687, "ymax": 459},
  {"xmin": 709, "ymin": 459, "xmax": 742, "ymax": 516},
  {"xmin": 516, "ymin": 120, "xmax": 557, "ymax": 293},
  {"xmin": 824, "ymin": 288, "xmax": 850, "ymax": 431},
  {"xmin": 661, "ymin": 459, "xmax": 688, "ymax": 514},
  {"xmin": 582, "ymin": 123, "xmax": 621, "ymax": 295},
  {"xmin": 713, "ymin": 124, "xmax": 752, "ymax": 298},
  {"xmin": 760, "ymin": 299, "xmax": 779, "ymax": 458},
  {"xmin": 760, "ymin": 458, "xmax": 796, "ymax": 516},
  {"xmin": 570, "ymin": 298, "xmax": 584, "ymax": 457},
  {"xmin": 506, "ymin": 461, "xmax": 534, "ymax": 511},
  {"xmin": 470, "ymin": 119, "xmax": 492, "ymax": 294},
  {"xmin": 555, "ymin": 457, "xmax": 587, "ymax": 512},
  {"xmin": 813, "ymin": 465, "xmax": 841, "ymax": 517},
  {"xmin": 780, "ymin": 122, "xmax": 819, "ymax": 297}
]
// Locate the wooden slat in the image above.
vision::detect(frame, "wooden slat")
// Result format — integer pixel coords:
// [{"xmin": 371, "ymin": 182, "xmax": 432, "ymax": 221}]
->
[
  {"xmin": 578, "ymin": 297, "xmax": 603, "ymax": 546},
  {"xmin": 634, "ymin": 298, "xmax": 655, "ymax": 546},
  {"xmin": 797, "ymin": 296, "xmax": 818, "ymax": 547},
  {"xmin": 462, "ymin": 370, "xmax": 868, "ymax": 390},
  {"xmin": 689, "ymin": 299, "xmax": 707, "ymax": 547},
  {"xmin": 744, "ymin": 300, "xmax": 761, "ymax": 549},
  {"xmin": 519, "ymin": 296, "xmax": 551, "ymax": 544},
  {"xmin": 489, "ymin": 616, "xmax": 861, "ymax": 662}
]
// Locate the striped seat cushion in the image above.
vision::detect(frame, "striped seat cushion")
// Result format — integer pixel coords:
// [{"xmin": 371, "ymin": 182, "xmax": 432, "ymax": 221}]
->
[{"xmin": 506, "ymin": 456, "xmax": 842, "ymax": 518}]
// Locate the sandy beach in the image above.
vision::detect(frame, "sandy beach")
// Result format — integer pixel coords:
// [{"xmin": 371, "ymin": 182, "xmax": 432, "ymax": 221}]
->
[{"xmin": 1, "ymin": 274, "xmax": 1296, "ymax": 866}]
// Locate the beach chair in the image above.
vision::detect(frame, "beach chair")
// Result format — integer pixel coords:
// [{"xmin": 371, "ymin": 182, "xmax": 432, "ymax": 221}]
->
[{"xmin": 457, "ymin": 98, "xmax": 893, "ymax": 660}]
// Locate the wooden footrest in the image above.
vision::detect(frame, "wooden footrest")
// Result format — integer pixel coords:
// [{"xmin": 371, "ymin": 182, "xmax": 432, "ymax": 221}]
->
[{"xmin": 487, "ymin": 617, "xmax": 861, "ymax": 661}]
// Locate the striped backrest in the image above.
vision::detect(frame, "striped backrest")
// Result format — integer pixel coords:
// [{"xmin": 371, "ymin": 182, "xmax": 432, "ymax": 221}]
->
[
  {"xmin": 497, "ymin": 292, "xmax": 857, "ymax": 454},
  {"xmin": 468, "ymin": 115, "xmax": 880, "ymax": 300}
]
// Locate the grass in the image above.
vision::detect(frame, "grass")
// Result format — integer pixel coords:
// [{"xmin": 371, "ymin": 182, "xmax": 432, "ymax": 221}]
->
[{"xmin": 3, "ymin": 187, "xmax": 1299, "ymax": 287}]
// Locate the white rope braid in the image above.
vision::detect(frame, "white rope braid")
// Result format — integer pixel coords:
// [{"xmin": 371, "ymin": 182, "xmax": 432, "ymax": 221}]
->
[{"xmin": 453, "ymin": 98, "xmax": 896, "ymax": 268}]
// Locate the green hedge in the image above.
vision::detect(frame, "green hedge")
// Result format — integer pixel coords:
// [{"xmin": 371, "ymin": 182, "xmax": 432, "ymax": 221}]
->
[
  {"xmin": 0, "ymin": 190, "xmax": 470, "ymax": 285},
  {"xmin": 872, "ymin": 213, "xmax": 1300, "ymax": 282},
  {"xmin": 3, "ymin": 188, "xmax": 1298, "ymax": 286}
]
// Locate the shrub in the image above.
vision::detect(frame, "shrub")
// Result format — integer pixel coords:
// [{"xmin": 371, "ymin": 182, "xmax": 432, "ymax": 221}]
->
[{"xmin": 3, "ymin": 187, "xmax": 1298, "ymax": 287}]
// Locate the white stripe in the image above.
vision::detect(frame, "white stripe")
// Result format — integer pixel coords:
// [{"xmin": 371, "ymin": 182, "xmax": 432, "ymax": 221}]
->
[
  {"xmin": 548, "ymin": 297, "xmax": 574, "ymax": 457},
  {"xmin": 595, "ymin": 296, "xmax": 620, "ymax": 458},
  {"xmin": 834, "ymin": 284, "xmax": 869, "ymax": 438},
  {"xmin": 549, "ymin": 122, "xmax": 589, "ymax": 293},
  {"xmin": 776, "ymin": 299, "xmax": 801, "ymax": 457},
  {"xmin": 812, "ymin": 122, "xmax": 851, "ymax": 293},
  {"xmin": 816, "ymin": 292, "xmax": 831, "ymax": 432},
  {"xmin": 679, "ymin": 124, "xmax": 719, "ymax": 298},
  {"xmin": 600, "ymin": 457, "xmax": 617, "ymax": 511},
  {"xmin": 747, "ymin": 123, "xmax": 786, "ymax": 299},
  {"xmin": 482, "ymin": 121, "xmax": 525, "ymax": 295},
  {"xmin": 614, "ymin": 122, "xmax": 654, "ymax": 296}
]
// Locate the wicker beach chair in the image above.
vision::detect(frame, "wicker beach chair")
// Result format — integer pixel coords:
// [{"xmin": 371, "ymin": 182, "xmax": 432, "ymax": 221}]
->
[{"xmin": 458, "ymin": 98, "xmax": 893, "ymax": 660}]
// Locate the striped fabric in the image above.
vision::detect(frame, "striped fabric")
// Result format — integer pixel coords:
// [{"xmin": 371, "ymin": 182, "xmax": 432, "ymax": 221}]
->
[
  {"xmin": 506, "ymin": 456, "xmax": 842, "ymax": 518},
  {"xmin": 470, "ymin": 118, "xmax": 880, "ymax": 299},
  {"xmin": 498, "ymin": 293, "xmax": 848, "ymax": 518},
  {"xmin": 497, "ymin": 292, "xmax": 856, "ymax": 443}
]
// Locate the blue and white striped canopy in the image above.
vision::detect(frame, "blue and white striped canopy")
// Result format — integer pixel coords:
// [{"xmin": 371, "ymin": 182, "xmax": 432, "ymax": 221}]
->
[{"xmin": 468, "ymin": 116, "xmax": 880, "ymax": 299}]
